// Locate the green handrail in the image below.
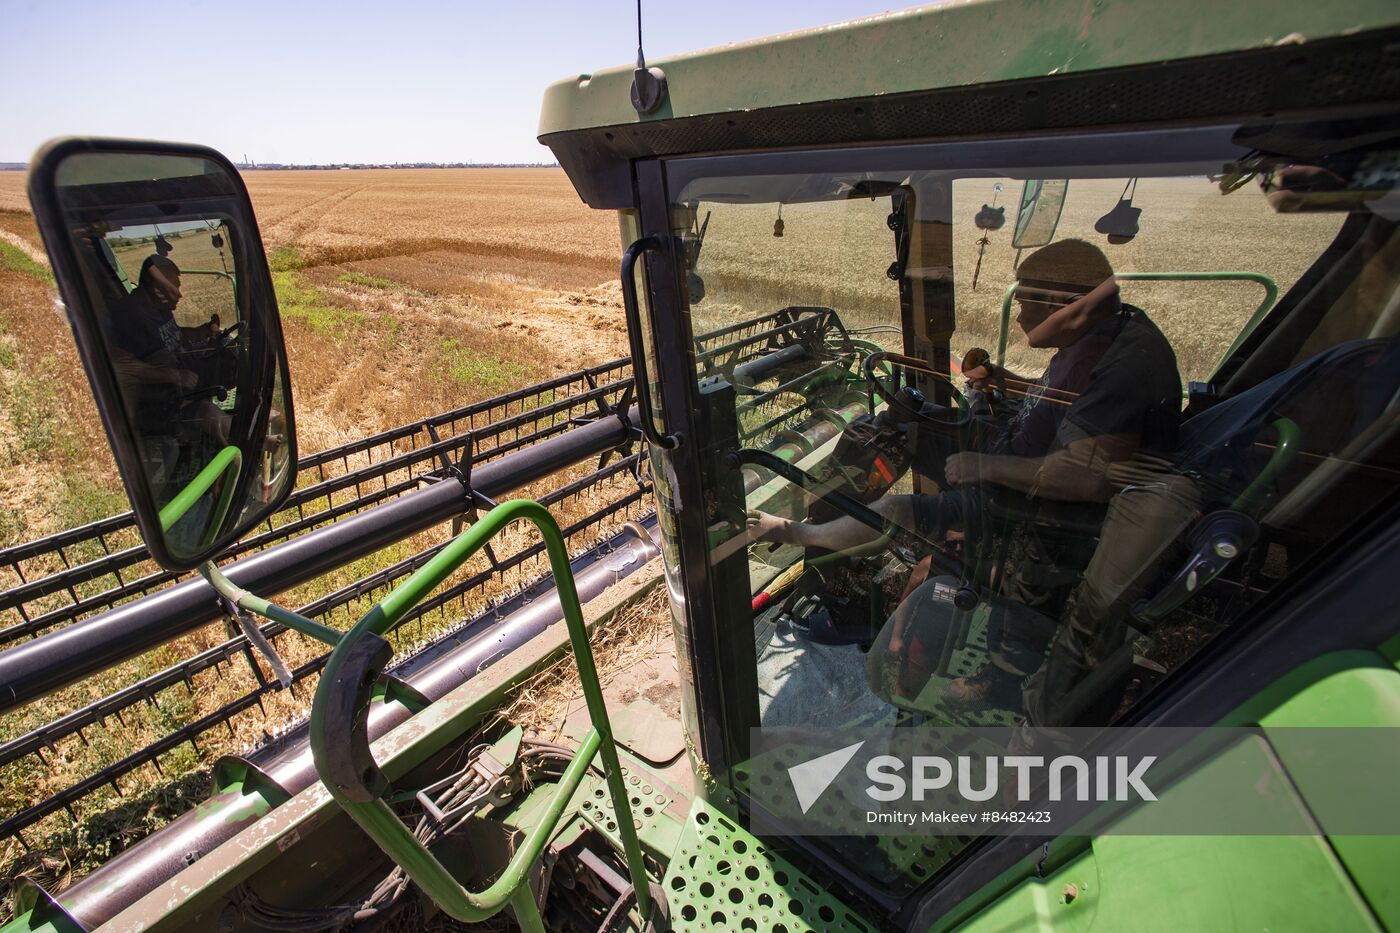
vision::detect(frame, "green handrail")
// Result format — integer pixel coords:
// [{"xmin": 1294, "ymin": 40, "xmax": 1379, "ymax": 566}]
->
[
  {"xmin": 178, "ymin": 268, "xmax": 237, "ymax": 284},
  {"xmin": 996, "ymin": 271, "xmax": 1279, "ymax": 366},
  {"xmin": 1232, "ymin": 417, "xmax": 1300, "ymax": 514},
  {"xmin": 158, "ymin": 445, "xmax": 242, "ymax": 548},
  {"xmin": 308, "ymin": 499, "xmax": 652, "ymax": 931}
]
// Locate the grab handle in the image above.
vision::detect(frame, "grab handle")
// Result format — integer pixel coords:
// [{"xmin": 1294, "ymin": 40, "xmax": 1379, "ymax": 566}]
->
[
  {"xmin": 308, "ymin": 499, "xmax": 653, "ymax": 929},
  {"xmin": 621, "ymin": 236, "xmax": 682, "ymax": 450}
]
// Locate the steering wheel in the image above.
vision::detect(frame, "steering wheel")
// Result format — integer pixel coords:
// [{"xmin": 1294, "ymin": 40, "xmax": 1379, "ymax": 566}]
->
[
  {"xmin": 862, "ymin": 351, "xmax": 970, "ymax": 428},
  {"xmin": 217, "ymin": 320, "xmax": 243, "ymax": 348},
  {"xmin": 177, "ymin": 384, "xmax": 229, "ymax": 404}
]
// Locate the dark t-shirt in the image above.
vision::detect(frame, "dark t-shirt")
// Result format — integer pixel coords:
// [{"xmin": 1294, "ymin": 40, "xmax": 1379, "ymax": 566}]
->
[
  {"xmin": 999, "ymin": 320, "xmax": 1115, "ymax": 457},
  {"xmin": 1056, "ymin": 306, "xmax": 1181, "ymax": 456},
  {"xmin": 109, "ymin": 288, "xmax": 185, "ymax": 431},
  {"xmin": 996, "ymin": 305, "xmax": 1180, "ymax": 459},
  {"xmin": 111, "ymin": 288, "xmax": 182, "ymax": 362},
  {"xmin": 986, "ymin": 307, "xmax": 1178, "ymax": 615}
]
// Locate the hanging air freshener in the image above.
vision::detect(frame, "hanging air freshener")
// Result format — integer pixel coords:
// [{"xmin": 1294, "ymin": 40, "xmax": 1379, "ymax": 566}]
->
[
  {"xmin": 970, "ymin": 183, "xmax": 1004, "ymax": 290},
  {"xmin": 773, "ymin": 203, "xmax": 784, "ymax": 237},
  {"xmin": 1095, "ymin": 178, "xmax": 1142, "ymax": 244}
]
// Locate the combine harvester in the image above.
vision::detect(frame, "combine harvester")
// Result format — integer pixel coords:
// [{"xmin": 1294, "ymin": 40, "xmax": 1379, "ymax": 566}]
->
[{"xmin": 4, "ymin": 0, "xmax": 1400, "ymax": 929}]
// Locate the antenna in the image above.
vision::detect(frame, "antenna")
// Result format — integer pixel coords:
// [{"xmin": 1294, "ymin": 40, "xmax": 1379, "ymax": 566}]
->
[{"xmin": 630, "ymin": 0, "xmax": 668, "ymax": 115}]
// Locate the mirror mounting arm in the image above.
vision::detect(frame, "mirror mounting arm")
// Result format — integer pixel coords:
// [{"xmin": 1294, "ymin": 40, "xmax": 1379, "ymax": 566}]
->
[
  {"xmin": 219, "ymin": 591, "xmax": 294, "ymax": 688},
  {"xmin": 199, "ymin": 561, "xmax": 343, "ymax": 649}
]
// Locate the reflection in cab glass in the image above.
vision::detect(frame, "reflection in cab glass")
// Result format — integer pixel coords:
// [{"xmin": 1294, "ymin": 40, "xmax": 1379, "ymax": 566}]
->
[
  {"xmin": 661, "ymin": 118, "xmax": 1400, "ymax": 887},
  {"xmin": 49, "ymin": 150, "xmax": 295, "ymax": 562}
]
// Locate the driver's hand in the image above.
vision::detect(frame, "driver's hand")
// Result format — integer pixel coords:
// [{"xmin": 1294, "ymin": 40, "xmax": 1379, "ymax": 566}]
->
[
  {"xmin": 746, "ymin": 509, "xmax": 789, "ymax": 542},
  {"xmin": 172, "ymin": 369, "xmax": 198, "ymax": 390},
  {"xmin": 944, "ymin": 452, "xmax": 981, "ymax": 486},
  {"xmin": 208, "ymin": 314, "xmax": 221, "ymax": 335}
]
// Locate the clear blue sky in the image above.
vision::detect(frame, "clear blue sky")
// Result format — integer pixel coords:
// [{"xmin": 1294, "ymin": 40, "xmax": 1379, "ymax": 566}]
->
[{"xmin": 3, "ymin": 1, "xmax": 913, "ymax": 164}]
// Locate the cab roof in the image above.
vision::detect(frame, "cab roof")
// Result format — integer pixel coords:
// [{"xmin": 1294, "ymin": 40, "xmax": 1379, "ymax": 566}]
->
[{"xmin": 539, "ymin": 0, "xmax": 1400, "ymax": 208}]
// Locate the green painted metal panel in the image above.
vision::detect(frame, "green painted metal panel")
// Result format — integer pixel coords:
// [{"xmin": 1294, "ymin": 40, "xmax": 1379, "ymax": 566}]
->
[
  {"xmin": 955, "ymin": 833, "xmax": 1379, "ymax": 933},
  {"xmin": 1259, "ymin": 663, "xmax": 1400, "ymax": 929},
  {"xmin": 953, "ymin": 656, "xmax": 1400, "ymax": 931},
  {"xmin": 1378, "ymin": 631, "xmax": 1400, "ymax": 670},
  {"xmin": 539, "ymin": 0, "xmax": 1400, "ymax": 137},
  {"xmin": 578, "ymin": 765, "xmax": 683, "ymax": 866}
]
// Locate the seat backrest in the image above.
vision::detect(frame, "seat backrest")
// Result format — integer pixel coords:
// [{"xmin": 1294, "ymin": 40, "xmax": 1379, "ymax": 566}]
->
[{"xmin": 1173, "ymin": 337, "xmax": 1400, "ymax": 511}]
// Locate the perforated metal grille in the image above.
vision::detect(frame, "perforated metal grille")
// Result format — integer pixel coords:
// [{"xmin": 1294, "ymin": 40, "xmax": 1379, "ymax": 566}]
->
[
  {"xmin": 578, "ymin": 765, "xmax": 678, "ymax": 860},
  {"xmin": 661, "ymin": 800, "xmax": 872, "ymax": 933},
  {"xmin": 730, "ymin": 739, "xmax": 983, "ymax": 897}
]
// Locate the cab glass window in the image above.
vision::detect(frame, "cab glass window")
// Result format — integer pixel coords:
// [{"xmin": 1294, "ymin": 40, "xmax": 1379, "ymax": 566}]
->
[{"xmin": 660, "ymin": 120, "xmax": 1400, "ymax": 891}]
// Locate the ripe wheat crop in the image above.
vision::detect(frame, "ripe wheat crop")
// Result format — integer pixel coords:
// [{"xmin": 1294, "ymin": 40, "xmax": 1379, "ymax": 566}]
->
[{"xmin": 0, "ymin": 165, "xmax": 1350, "ymax": 910}]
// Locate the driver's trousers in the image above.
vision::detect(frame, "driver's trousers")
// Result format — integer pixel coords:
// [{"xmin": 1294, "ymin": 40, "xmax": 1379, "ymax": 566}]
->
[{"xmin": 1022, "ymin": 465, "xmax": 1202, "ymax": 727}]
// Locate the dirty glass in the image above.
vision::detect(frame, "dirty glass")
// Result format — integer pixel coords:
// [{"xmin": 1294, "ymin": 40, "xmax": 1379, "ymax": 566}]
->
[{"xmin": 660, "ymin": 121, "xmax": 1400, "ymax": 890}]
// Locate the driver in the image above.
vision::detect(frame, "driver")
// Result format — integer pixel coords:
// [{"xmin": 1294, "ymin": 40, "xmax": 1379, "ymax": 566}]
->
[
  {"xmin": 107, "ymin": 255, "xmax": 230, "ymax": 487},
  {"xmin": 750, "ymin": 239, "xmax": 1182, "ymax": 709}
]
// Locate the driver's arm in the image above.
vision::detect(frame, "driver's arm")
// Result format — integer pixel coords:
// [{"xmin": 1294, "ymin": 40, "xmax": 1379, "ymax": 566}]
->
[
  {"xmin": 748, "ymin": 494, "xmax": 916, "ymax": 550},
  {"xmin": 950, "ymin": 434, "xmax": 1135, "ymax": 502},
  {"xmin": 109, "ymin": 345, "xmax": 196, "ymax": 387},
  {"xmin": 963, "ymin": 361, "xmax": 1032, "ymax": 393},
  {"xmin": 178, "ymin": 315, "xmax": 220, "ymax": 342}
]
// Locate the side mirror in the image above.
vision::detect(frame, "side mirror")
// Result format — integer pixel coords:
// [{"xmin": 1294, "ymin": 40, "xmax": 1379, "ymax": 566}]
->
[
  {"xmin": 1011, "ymin": 178, "xmax": 1069, "ymax": 249},
  {"xmin": 27, "ymin": 138, "xmax": 296, "ymax": 570}
]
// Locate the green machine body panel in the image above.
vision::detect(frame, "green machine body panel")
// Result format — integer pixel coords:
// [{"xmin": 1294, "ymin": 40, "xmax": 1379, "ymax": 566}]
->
[
  {"xmin": 539, "ymin": 0, "xmax": 1400, "ymax": 138},
  {"xmin": 952, "ymin": 658, "xmax": 1400, "ymax": 931}
]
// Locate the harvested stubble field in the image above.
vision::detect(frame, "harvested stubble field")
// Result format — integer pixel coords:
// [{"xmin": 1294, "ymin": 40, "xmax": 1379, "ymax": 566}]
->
[
  {"xmin": 0, "ymin": 166, "xmax": 1343, "ymax": 908},
  {"xmin": 0, "ymin": 168, "xmax": 639, "ymax": 907}
]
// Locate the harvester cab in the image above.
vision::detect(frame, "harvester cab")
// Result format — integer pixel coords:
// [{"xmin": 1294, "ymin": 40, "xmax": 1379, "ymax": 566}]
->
[{"xmin": 9, "ymin": 2, "xmax": 1400, "ymax": 932}]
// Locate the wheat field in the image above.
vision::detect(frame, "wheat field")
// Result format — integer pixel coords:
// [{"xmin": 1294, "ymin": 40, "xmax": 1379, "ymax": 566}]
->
[
  {"xmin": 686, "ymin": 176, "xmax": 1340, "ymax": 383},
  {"xmin": 0, "ymin": 165, "xmax": 1348, "ymax": 905},
  {"xmin": 0, "ymin": 169, "xmax": 637, "ymax": 900},
  {"xmin": 2, "ymin": 168, "xmax": 630, "ymax": 455}
]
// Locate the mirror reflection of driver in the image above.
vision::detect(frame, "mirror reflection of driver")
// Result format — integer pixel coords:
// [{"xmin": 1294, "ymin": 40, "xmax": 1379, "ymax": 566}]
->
[
  {"xmin": 108, "ymin": 255, "xmax": 230, "ymax": 489},
  {"xmin": 750, "ymin": 239, "xmax": 1183, "ymax": 709}
]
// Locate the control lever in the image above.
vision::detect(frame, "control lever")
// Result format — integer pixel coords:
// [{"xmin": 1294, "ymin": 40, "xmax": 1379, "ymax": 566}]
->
[{"xmin": 1133, "ymin": 510, "xmax": 1258, "ymax": 624}]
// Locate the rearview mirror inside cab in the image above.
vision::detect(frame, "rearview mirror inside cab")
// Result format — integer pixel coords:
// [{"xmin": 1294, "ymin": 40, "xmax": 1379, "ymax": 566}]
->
[{"xmin": 26, "ymin": 139, "xmax": 296, "ymax": 571}]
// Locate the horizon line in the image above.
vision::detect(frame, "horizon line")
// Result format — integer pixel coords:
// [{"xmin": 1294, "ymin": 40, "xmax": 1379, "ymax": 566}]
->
[{"xmin": 0, "ymin": 161, "xmax": 562, "ymax": 171}]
